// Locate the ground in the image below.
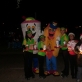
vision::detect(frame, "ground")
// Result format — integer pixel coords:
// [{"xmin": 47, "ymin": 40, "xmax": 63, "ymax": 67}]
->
[{"xmin": 0, "ymin": 45, "xmax": 77, "ymax": 82}]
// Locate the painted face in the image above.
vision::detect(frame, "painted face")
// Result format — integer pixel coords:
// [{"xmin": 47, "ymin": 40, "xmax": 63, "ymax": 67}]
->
[
  {"xmin": 26, "ymin": 23, "xmax": 36, "ymax": 38},
  {"xmin": 21, "ymin": 17, "xmax": 41, "ymax": 42},
  {"xmin": 48, "ymin": 28, "xmax": 55, "ymax": 38}
]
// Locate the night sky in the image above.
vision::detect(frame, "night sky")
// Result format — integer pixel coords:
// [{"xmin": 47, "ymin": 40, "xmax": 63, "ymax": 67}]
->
[{"xmin": 1, "ymin": 0, "xmax": 82, "ymax": 30}]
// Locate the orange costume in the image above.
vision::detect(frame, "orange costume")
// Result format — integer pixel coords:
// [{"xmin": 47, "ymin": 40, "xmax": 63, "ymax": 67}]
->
[{"xmin": 44, "ymin": 22, "xmax": 61, "ymax": 76}]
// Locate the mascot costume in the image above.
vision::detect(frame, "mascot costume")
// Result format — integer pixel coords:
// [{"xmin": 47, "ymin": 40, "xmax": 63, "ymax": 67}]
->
[
  {"xmin": 44, "ymin": 22, "xmax": 61, "ymax": 76},
  {"xmin": 21, "ymin": 17, "xmax": 43, "ymax": 73}
]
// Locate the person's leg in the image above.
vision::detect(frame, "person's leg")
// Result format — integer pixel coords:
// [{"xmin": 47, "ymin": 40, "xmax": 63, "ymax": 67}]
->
[
  {"xmin": 77, "ymin": 67, "xmax": 82, "ymax": 81},
  {"xmin": 23, "ymin": 52, "xmax": 30, "ymax": 79},
  {"xmin": 45, "ymin": 56, "xmax": 51, "ymax": 75},
  {"xmin": 46, "ymin": 56, "xmax": 51, "ymax": 71},
  {"xmin": 38, "ymin": 55, "xmax": 46, "ymax": 78},
  {"xmin": 74, "ymin": 55, "xmax": 77, "ymax": 78},
  {"xmin": 51, "ymin": 56, "xmax": 59, "ymax": 76},
  {"xmin": 28, "ymin": 52, "xmax": 35, "ymax": 78},
  {"xmin": 33, "ymin": 57, "xmax": 38, "ymax": 68},
  {"xmin": 61, "ymin": 49, "xmax": 69, "ymax": 77},
  {"xmin": 32, "ymin": 57, "xmax": 39, "ymax": 73},
  {"xmin": 51, "ymin": 56, "xmax": 57, "ymax": 71},
  {"xmin": 70, "ymin": 55, "xmax": 75, "ymax": 78}
]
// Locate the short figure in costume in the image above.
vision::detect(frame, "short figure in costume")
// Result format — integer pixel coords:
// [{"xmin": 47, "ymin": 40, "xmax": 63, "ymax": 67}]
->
[
  {"xmin": 22, "ymin": 30, "xmax": 35, "ymax": 80},
  {"xmin": 21, "ymin": 17, "xmax": 43, "ymax": 73},
  {"xmin": 37, "ymin": 35, "xmax": 46, "ymax": 79},
  {"xmin": 67, "ymin": 33, "xmax": 78, "ymax": 79},
  {"xmin": 44, "ymin": 21, "xmax": 61, "ymax": 76}
]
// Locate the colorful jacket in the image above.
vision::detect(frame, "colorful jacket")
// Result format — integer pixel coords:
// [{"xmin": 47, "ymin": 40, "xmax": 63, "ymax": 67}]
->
[
  {"xmin": 44, "ymin": 26, "xmax": 61, "ymax": 57},
  {"xmin": 67, "ymin": 40, "xmax": 77, "ymax": 55},
  {"xmin": 22, "ymin": 38, "xmax": 35, "ymax": 52},
  {"xmin": 38, "ymin": 41, "xmax": 46, "ymax": 56},
  {"xmin": 60, "ymin": 34, "xmax": 69, "ymax": 50}
]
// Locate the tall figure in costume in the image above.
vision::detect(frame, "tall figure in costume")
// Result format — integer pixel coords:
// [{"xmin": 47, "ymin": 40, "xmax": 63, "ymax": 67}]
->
[
  {"xmin": 44, "ymin": 21, "xmax": 61, "ymax": 76},
  {"xmin": 21, "ymin": 17, "xmax": 43, "ymax": 73}
]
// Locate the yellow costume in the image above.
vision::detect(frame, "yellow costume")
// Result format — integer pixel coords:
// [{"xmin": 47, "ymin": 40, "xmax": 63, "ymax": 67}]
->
[{"xmin": 44, "ymin": 23, "xmax": 61, "ymax": 76}]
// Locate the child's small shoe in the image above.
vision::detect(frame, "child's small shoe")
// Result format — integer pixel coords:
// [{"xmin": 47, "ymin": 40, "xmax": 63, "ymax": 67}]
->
[{"xmin": 44, "ymin": 71, "xmax": 51, "ymax": 76}]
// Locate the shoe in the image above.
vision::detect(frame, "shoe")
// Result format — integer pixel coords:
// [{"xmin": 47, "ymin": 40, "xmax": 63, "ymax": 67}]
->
[{"xmin": 44, "ymin": 71, "xmax": 51, "ymax": 76}]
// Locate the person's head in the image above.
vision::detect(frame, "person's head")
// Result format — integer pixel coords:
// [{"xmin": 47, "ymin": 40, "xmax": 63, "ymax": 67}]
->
[
  {"xmin": 39, "ymin": 35, "xmax": 45, "ymax": 42},
  {"xmin": 80, "ymin": 34, "xmax": 82, "ymax": 42},
  {"xmin": 60, "ymin": 27, "xmax": 66, "ymax": 35},
  {"xmin": 68, "ymin": 33, "xmax": 75, "ymax": 40},
  {"xmin": 26, "ymin": 30, "xmax": 32, "ymax": 38}
]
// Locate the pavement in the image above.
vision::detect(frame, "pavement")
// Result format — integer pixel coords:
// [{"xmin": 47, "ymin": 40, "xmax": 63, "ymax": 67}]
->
[{"xmin": 0, "ymin": 48, "xmax": 77, "ymax": 82}]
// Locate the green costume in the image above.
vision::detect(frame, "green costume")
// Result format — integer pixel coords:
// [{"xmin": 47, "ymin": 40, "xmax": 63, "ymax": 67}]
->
[
  {"xmin": 22, "ymin": 30, "xmax": 34, "ymax": 52},
  {"xmin": 60, "ymin": 34, "xmax": 69, "ymax": 50},
  {"xmin": 38, "ymin": 35, "xmax": 46, "ymax": 56},
  {"xmin": 22, "ymin": 38, "xmax": 34, "ymax": 52}
]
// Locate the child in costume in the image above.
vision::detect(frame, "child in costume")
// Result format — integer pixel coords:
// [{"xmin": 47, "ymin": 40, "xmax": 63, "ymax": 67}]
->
[
  {"xmin": 67, "ymin": 32, "xmax": 78, "ymax": 79},
  {"xmin": 22, "ymin": 30, "xmax": 35, "ymax": 80},
  {"xmin": 74, "ymin": 34, "xmax": 82, "ymax": 82},
  {"xmin": 38, "ymin": 35, "xmax": 46, "ymax": 79},
  {"xmin": 60, "ymin": 27, "xmax": 69, "ymax": 78},
  {"xmin": 44, "ymin": 22, "xmax": 61, "ymax": 76}
]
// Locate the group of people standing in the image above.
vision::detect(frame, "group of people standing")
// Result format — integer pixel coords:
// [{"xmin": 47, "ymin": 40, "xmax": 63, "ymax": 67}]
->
[
  {"xmin": 59, "ymin": 27, "xmax": 82, "ymax": 82},
  {"xmin": 22, "ymin": 23, "xmax": 82, "ymax": 82}
]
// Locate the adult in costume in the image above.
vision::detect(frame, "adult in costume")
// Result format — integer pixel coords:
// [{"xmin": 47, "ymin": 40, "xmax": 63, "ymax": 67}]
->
[
  {"xmin": 21, "ymin": 17, "xmax": 43, "ymax": 73},
  {"xmin": 44, "ymin": 21, "xmax": 61, "ymax": 76}
]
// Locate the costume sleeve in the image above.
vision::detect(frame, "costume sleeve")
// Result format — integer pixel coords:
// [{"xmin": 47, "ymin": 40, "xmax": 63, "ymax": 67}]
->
[
  {"xmin": 38, "ymin": 42, "xmax": 41, "ymax": 50},
  {"xmin": 64, "ymin": 35, "xmax": 69, "ymax": 42},
  {"xmin": 22, "ymin": 39, "xmax": 26, "ymax": 45}
]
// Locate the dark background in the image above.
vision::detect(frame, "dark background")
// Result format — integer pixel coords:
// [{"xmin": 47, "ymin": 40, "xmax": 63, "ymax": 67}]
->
[{"xmin": 0, "ymin": 0, "xmax": 82, "ymax": 37}]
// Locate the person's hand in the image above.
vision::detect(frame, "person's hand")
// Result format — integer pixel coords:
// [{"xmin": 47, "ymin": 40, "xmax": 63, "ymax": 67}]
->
[
  {"xmin": 60, "ymin": 45, "xmax": 63, "ymax": 48},
  {"xmin": 29, "ymin": 45, "xmax": 34, "ymax": 50}
]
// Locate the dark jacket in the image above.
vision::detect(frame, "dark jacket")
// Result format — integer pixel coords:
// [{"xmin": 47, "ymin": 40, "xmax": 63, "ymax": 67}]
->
[{"xmin": 75, "ymin": 41, "xmax": 82, "ymax": 67}]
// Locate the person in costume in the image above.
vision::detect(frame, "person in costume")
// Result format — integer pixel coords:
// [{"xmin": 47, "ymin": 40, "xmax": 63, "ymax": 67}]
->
[
  {"xmin": 67, "ymin": 32, "xmax": 78, "ymax": 79},
  {"xmin": 44, "ymin": 21, "xmax": 61, "ymax": 76},
  {"xmin": 74, "ymin": 34, "xmax": 82, "ymax": 82},
  {"xmin": 21, "ymin": 17, "xmax": 43, "ymax": 73},
  {"xmin": 60, "ymin": 27, "xmax": 69, "ymax": 78},
  {"xmin": 22, "ymin": 30, "xmax": 35, "ymax": 80},
  {"xmin": 38, "ymin": 35, "xmax": 46, "ymax": 79}
]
